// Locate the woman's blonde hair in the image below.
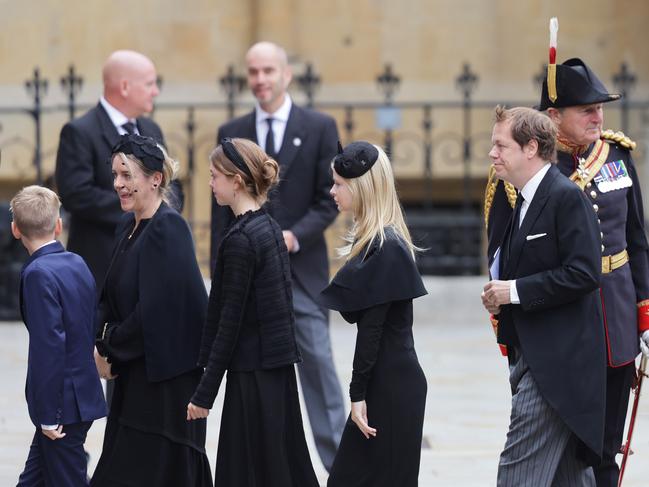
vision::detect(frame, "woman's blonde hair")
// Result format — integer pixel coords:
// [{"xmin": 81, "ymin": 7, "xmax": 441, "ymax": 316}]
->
[{"xmin": 338, "ymin": 145, "xmax": 419, "ymax": 261}]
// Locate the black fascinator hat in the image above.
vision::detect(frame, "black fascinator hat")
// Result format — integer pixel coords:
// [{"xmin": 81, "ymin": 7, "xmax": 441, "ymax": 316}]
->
[
  {"xmin": 111, "ymin": 134, "xmax": 165, "ymax": 172},
  {"xmin": 333, "ymin": 141, "xmax": 379, "ymax": 179}
]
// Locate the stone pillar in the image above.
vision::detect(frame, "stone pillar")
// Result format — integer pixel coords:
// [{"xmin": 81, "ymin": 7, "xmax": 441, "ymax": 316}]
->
[{"xmin": 249, "ymin": 0, "xmax": 298, "ymax": 52}]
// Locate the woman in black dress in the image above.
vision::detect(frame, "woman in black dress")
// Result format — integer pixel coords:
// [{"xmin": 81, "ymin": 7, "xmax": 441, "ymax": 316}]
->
[
  {"xmin": 187, "ymin": 137, "xmax": 319, "ymax": 487},
  {"xmin": 319, "ymin": 141, "xmax": 428, "ymax": 486},
  {"xmin": 91, "ymin": 134, "xmax": 212, "ymax": 486}
]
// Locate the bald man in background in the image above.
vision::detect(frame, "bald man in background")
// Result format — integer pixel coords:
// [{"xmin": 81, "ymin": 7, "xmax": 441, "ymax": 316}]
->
[{"xmin": 55, "ymin": 49, "xmax": 181, "ymax": 287}]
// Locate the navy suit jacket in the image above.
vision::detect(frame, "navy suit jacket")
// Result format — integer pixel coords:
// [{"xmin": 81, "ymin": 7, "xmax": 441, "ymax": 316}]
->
[
  {"xmin": 20, "ymin": 241, "xmax": 106, "ymax": 427},
  {"xmin": 211, "ymin": 104, "xmax": 339, "ymax": 301},
  {"xmin": 55, "ymin": 103, "xmax": 181, "ymax": 287},
  {"xmin": 497, "ymin": 165, "xmax": 606, "ymax": 463}
]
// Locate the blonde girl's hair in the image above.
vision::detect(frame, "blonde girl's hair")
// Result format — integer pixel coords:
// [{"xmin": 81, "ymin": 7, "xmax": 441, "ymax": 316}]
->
[{"xmin": 338, "ymin": 145, "xmax": 419, "ymax": 261}]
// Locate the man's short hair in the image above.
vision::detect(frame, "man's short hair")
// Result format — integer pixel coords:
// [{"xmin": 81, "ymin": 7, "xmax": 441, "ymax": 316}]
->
[
  {"xmin": 494, "ymin": 105, "xmax": 557, "ymax": 161},
  {"xmin": 10, "ymin": 185, "xmax": 61, "ymax": 239}
]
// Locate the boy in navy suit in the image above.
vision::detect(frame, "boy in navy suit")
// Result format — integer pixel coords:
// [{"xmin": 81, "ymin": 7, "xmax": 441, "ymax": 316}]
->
[{"xmin": 11, "ymin": 185, "xmax": 106, "ymax": 487}]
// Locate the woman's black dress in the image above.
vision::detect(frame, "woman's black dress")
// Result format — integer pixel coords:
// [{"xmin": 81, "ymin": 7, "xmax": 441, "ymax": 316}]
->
[
  {"xmin": 319, "ymin": 227, "xmax": 428, "ymax": 487},
  {"xmin": 190, "ymin": 208, "xmax": 319, "ymax": 487},
  {"xmin": 91, "ymin": 204, "xmax": 212, "ymax": 487}
]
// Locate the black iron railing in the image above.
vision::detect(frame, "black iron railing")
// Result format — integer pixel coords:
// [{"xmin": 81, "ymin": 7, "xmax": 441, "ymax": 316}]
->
[{"xmin": 1, "ymin": 62, "xmax": 647, "ymax": 276}]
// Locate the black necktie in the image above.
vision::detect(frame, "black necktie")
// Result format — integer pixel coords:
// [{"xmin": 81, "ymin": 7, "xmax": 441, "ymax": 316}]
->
[
  {"xmin": 265, "ymin": 118, "xmax": 276, "ymax": 158},
  {"xmin": 122, "ymin": 121, "xmax": 136, "ymax": 135},
  {"xmin": 511, "ymin": 192, "xmax": 524, "ymax": 238},
  {"xmin": 505, "ymin": 192, "xmax": 524, "ymax": 266}
]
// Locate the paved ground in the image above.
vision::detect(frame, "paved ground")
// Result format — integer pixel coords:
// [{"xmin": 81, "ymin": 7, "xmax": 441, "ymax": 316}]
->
[{"xmin": 1, "ymin": 276, "xmax": 647, "ymax": 486}]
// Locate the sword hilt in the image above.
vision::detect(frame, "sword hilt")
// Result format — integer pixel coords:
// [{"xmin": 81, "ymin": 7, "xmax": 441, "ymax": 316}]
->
[{"xmin": 619, "ymin": 443, "xmax": 634, "ymax": 456}]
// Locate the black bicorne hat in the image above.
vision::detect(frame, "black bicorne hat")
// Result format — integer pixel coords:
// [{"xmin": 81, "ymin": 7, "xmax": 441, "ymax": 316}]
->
[
  {"xmin": 333, "ymin": 141, "xmax": 379, "ymax": 179},
  {"xmin": 111, "ymin": 134, "xmax": 165, "ymax": 172},
  {"xmin": 539, "ymin": 58, "xmax": 620, "ymax": 111}
]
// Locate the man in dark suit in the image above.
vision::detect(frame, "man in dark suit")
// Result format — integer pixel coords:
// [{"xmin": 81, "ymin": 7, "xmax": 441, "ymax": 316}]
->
[
  {"xmin": 55, "ymin": 49, "xmax": 176, "ymax": 288},
  {"xmin": 482, "ymin": 106, "xmax": 606, "ymax": 485},
  {"xmin": 485, "ymin": 58, "xmax": 649, "ymax": 486},
  {"xmin": 11, "ymin": 185, "xmax": 106, "ymax": 486},
  {"xmin": 211, "ymin": 41, "xmax": 345, "ymax": 471}
]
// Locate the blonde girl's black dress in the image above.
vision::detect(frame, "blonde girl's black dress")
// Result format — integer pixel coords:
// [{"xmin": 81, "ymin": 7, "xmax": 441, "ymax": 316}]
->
[
  {"xmin": 91, "ymin": 204, "xmax": 212, "ymax": 487},
  {"xmin": 190, "ymin": 208, "xmax": 319, "ymax": 487},
  {"xmin": 319, "ymin": 227, "xmax": 428, "ymax": 487}
]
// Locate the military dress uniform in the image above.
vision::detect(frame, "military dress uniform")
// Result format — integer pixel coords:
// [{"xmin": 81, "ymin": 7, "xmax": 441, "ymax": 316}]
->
[
  {"xmin": 485, "ymin": 58, "xmax": 649, "ymax": 487},
  {"xmin": 555, "ymin": 132, "xmax": 649, "ymax": 366}
]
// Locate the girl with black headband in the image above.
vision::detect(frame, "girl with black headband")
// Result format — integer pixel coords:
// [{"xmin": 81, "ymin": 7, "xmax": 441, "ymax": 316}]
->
[
  {"xmin": 187, "ymin": 137, "xmax": 319, "ymax": 487},
  {"xmin": 319, "ymin": 141, "xmax": 428, "ymax": 486},
  {"xmin": 91, "ymin": 134, "xmax": 212, "ymax": 486}
]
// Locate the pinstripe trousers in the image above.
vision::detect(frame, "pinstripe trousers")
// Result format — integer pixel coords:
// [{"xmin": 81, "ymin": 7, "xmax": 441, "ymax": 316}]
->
[{"xmin": 497, "ymin": 350, "xmax": 596, "ymax": 487}]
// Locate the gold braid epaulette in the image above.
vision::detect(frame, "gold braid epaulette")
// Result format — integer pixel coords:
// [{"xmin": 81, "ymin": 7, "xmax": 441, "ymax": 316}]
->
[
  {"xmin": 504, "ymin": 181, "xmax": 517, "ymax": 208},
  {"xmin": 601, "ymin": 129, "xmax": 636, "ymax": 151},
  {"xmin": 484, "ymin": 165, "xmax": 517, "ymax": 229},
  {"xmin": 484, "ymin": 166, "xmax": 497, "ymax": 229}
]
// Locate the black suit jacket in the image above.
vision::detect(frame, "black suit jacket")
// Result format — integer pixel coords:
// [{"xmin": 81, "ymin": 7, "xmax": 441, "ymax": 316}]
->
[
  {"xmin": 497, "ymin": 165, "xmax": 606, "ymax": 463},
  {"xmin": 55, "ymin": 103, "xmax": 166, "ymax": 286},
  {"xmin": 211, "ymin": 104, "xmax": 339, "ymax": 301},
  {"xmin": 488, "ymin": 140, "xmax": 649, "ymax": 366}
]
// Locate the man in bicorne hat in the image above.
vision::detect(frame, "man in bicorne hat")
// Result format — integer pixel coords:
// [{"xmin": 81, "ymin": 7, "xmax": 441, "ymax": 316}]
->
[{"xmin": 485, "ymin": 58, "xmax": 649, "ymax": 487}]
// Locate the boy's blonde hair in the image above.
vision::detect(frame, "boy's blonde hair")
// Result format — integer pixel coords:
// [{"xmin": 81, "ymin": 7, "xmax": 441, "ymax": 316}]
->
[
  {"xmin": 10, "ymin": 185, "xmax": 61, "ymax": 239},
  {"xmin": 338, "ymin": 145, "xmax": 419, "ymax": 261}
]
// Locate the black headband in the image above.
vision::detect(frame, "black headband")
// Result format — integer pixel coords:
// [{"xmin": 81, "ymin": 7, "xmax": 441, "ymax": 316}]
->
[
  {"xmin": 111, "ymin": 134, "xmax": 165, "ymax": 172},
  {"xmin": 333, "ymin": 141, "xmax": 379, "ymax": 179},
  {"xmin": 221, "ymin": 138, "xmax": 253, "ymax": 180}
]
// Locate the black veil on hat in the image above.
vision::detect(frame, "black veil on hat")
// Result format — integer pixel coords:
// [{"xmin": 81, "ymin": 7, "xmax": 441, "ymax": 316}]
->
[{"xmin": 111, "ymin": 134, "xmax": 165, "ymax": 172}]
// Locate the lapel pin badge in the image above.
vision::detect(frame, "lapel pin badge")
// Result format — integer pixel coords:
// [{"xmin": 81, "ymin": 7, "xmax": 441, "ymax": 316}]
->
[{"xmin": 293, "ymin": 137, "xmax": 301, "ymax": 147}]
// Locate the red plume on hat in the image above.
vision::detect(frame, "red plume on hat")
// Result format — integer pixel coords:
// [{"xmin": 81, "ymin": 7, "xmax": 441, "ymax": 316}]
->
[
  {"xmin": 547, "ymin": 17, "xmax": 559, "ymax": 103},
  {"xmin": 538, "ymin": 17, "xmax": 621, "ymax": 111}
]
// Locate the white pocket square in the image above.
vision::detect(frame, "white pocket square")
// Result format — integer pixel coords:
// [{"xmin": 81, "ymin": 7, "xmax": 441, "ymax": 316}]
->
[{"xmin": 526, "ymin": 233, "xmax": 547, "ymax": 241}]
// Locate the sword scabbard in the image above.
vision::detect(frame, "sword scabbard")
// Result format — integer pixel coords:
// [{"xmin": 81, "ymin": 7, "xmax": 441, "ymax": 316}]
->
[{"xmin": 619, "ymin": 356, "xmax": 648, "ymax": 486}]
